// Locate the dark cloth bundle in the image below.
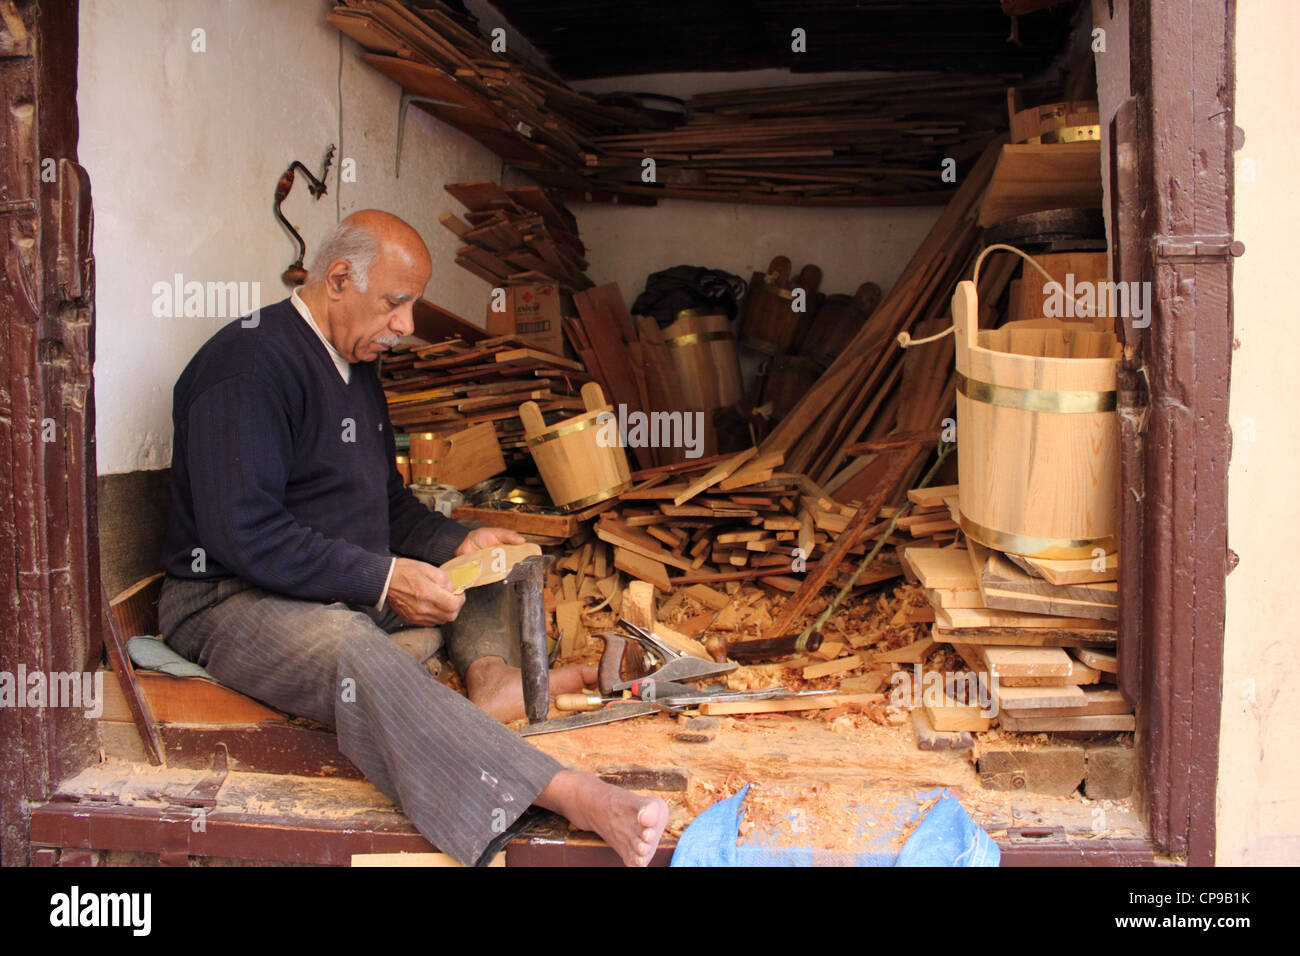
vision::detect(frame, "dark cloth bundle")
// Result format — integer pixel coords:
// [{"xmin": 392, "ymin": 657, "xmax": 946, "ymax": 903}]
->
[{"xmin": 632, "ymin": 265, "xmax": 748, "ymax": 328}]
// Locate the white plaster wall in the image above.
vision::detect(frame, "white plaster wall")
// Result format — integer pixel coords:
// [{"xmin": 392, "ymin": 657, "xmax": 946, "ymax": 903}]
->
[
  {"xmin": 80, "ymin": 0, "xmax": 503, "ymax": 475},
  {"xmin": 1217, "ymin": 0, "xmax": 1300, "ymax": 865}
]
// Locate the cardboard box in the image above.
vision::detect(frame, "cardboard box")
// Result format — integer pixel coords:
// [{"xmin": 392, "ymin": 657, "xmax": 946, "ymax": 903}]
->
[{"xmin": 486, "ymin": 283, "xmax": 566, "ymax": 356}]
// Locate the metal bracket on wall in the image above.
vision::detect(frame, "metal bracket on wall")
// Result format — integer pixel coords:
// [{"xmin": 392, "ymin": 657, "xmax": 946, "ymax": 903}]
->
[
  {"xmin": 1153, "ymin": 235, "xmax": 1245, "ymax": 262},
  {"xmin": 396, "ymin": 92, "xmax": 466, "ymax": 178}
]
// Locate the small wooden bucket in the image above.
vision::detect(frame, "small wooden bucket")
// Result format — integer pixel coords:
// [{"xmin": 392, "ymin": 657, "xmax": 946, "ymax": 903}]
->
[
  {"xmin": 952, "ymin": 280, "xmax": 1120, "ymax": 558},
  {"xmin": 662, "ymin": 310, "xmax": 743, "ymax": 411},
  {"xmin": 520, "ymin": 382, "xmax": 631, "ymax": 511},
  {"xmin": 739, "ymin": 259, "xmax": 820, "ymax": 355},
  {"xmin": 407, "ymin": 432, "xmax": 444, "ymax": 485}
]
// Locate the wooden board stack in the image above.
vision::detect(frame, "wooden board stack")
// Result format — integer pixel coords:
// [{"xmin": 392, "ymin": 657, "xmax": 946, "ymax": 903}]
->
[
  {"xmin": 329, "ymin": 0, "xmax": 673, "ymax": 180},
  {"xmin": 379, "ymin": 333, "xmax": 591, "ymax": 469},
  {"xmin": 585, "ymin": 448, "xmax": 961, "ymax": 595},
  {"xmin": 442, "ymin": 180, "xmax": 592, "ymax": 290},
  {"xmin": 900, "ymin": 485, "xmax": 1130, "ymax": 734},
  {"xmin": 330, "ymin": 2, "xmax": 1013, "ymax": 207}
]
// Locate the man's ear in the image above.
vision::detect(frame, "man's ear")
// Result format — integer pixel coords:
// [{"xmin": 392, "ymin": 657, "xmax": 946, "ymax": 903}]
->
[{"xmin": 324, "ymin": 259, "xmax": 350, "ymax": 299}]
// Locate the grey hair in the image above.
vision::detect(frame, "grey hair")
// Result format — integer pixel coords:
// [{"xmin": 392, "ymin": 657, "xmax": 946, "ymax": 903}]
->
[{"xmin": 308, "ymin": 220, "xmax": 381, "ymax": 292}]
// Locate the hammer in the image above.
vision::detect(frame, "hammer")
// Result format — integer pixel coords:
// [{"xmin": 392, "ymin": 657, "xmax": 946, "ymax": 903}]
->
[{"xmin": 504, "ymin": 554, "xmax": 555, "ymax": 724}]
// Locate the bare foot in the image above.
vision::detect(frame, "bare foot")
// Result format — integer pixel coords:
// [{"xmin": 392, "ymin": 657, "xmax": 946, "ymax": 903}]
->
[
  {"xmin": 465, "ymin": 656, "xmax": 597, "ymax": 723},
  {"xmin": 536, "ymin": 770, "xmax": 669, "ymax": 866}
]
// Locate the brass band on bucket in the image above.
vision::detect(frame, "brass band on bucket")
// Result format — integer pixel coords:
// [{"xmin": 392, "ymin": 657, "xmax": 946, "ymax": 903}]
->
[
  {"xmin": 524, "ymin": 411, "xmax": 608, "ymax": 447},
  {"xmin": 956, "ymin": 371, "xmax": 1116, "ymax": 414},
  {"xmin": 664, "ymin": 330, "xmax": 734, "ymax": 350},
  {"xmin": 959, "ymin": 513, "xmax": 1116, "ymax": 561},
  {"xmin": 559, "ymin": 480, "xmax": 632, "ymax": 512}
]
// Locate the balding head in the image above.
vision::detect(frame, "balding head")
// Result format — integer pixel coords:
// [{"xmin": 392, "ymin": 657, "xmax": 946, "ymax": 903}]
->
[
  {"xmin": 300, "ymin": 210, "xmax": 432, "ymax": 364},
  {"xmin": 309, "ymin": 209, "xmax": 432, "ymax": 291}
]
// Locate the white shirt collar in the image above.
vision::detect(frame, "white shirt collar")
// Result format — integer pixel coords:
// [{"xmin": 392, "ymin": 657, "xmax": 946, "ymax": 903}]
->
[{"xmin": 290, "ymin": 287, "xmax": 352, "ymax": 384}]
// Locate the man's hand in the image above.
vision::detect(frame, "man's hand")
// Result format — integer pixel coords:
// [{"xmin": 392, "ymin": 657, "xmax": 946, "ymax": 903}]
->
[
  {"xmin": 387, "ymin": 557, "xmax": 465, "ymax": 626},
  {"xmin": 454, "ymin": 526, "xmax": 527, "ymax": 556}
]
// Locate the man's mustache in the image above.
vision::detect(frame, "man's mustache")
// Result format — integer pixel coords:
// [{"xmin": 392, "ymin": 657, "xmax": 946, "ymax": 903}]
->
[{"xmin": 375, "ymin": 333, "xmax": 401, "ymax": 348}]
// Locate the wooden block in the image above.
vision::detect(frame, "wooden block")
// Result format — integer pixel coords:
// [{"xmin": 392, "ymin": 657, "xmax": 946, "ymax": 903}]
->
[
  {"xmin": 933, "ymin": 625, "xmax": 1116, "ymax": 647},
  {"xmin": 1014, "ymin": 551, "xmax": 1118, "ymax": 585},
  {"xmin": 435, "ymin": 421, "xmax": 506, "ymax": 488},
  {"xmin": 903, "ymin": 547, "xmax": 977, "ymax": 589},
  {"xmin": 911, "ymin": 708, "xmax": 974, "ymax": 752},
  {"xmin": 996, "ymin": 684, "xmax": 1088, "ymax": 711},
  {"xmin": 1007, "ymin": 687, "xmax": 1130, "ymax": 717},
  {"xmin": 925, "ymin": 699, "xmax": 992, "ymax": 733},
  {"xmin": 983, "ymin": 549, "xmax": 1118, "ymax": 606},
  {"xmin": 802, "ymin": 654, "xmax": 864, "ymax": 680},
  {"xmin": 998, "ymin": 712, "xmax": 1135, "ymax": 732},
  {"xmin": 907, "ymin": 483, "xmax": 960, "ymax": 509},
  {"xmin": 698, "ymin": 693, "xmax": 882, "ymax": 716},
  {"xmin": 622, "ymin": 579, "xmax": 656, "ymax": 629},
  {"xmin": 684, "ymin": 584, "xmax": 730, "ymax": 610},
  {"xmin": 979, "ymin": 746, "xmax": 1087, "ymax": 794},
  {"xmin": 840, "ymin": 671, "xmax": 890, "ymax": 694},
  {"xmin": 936, "ymin": 605, "xmax": 1113, "ymax": 631},
  {"xmin": 983, "ymin": 645, "xmax": 1073, "ymax": 678},
  {"xmin": 809, "ymin": 640, "xmax": 845, "ymax": 661},
  {"xmin": 982, "ymin": 585, "xmax": 1117, "ymax": 623},
  {"xmin": 1073, "ymin": 647, "xmax": 1118, "ymax": 673},
  {"xmin": 614, "ymin": 548, "xmax": 671, "ymax": 593}
]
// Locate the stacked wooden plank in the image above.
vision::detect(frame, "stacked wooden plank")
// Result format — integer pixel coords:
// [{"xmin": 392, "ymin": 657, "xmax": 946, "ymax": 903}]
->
[
  {"xmin": 328, "ymin": 0, "xmax": 672, "ymax": 176},
  {"xmin": 330, "ymin": 2, "xmax": 1012, "ymax": 207},
  {"xmin": 585, "ymin": 74, "xmax": 1007, "ymax": 206},
  {"xmin": 380, "ymin": 334, "xmax": 591, "ymax": 468},
  {"xmin": 901, "ymin": 488, "xmax": 1129, "ymax": 734},
  {"xmin": 584, "ymin": 448, "xmax": 960, "ymax": 596},
  {"xmin": 441, "ymin": 180, "xmax": 592, "ymax": 290}
]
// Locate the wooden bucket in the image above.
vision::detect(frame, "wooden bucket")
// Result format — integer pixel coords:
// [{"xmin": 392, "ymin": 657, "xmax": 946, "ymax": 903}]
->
[
  {"xmin": 739, "ymin": 259, "xmax": 820, "ymax": 354},
  {"xmin": 407, "ymin": 432, "xmax": 443, "ymax": 485},
  {"xmin": 802, "ymin": 282, "xmax": 882, "ymax": 368},
  {"xmin": 661, "ymin": 310, "xmax": 743, "ymax": 411},
  {"xmin": 952, "ymin": 280, "xmax": 1120, "ymax": 558},
  {"xmin": 520, "ymin": 382, "xmax": 631, "ymax": 511}
]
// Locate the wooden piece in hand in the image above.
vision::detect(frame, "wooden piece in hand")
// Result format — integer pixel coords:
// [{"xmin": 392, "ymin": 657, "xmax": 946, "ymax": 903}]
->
[{"xmin": 440, "ymin": 543, "xmax": 542, "ymax": 592}]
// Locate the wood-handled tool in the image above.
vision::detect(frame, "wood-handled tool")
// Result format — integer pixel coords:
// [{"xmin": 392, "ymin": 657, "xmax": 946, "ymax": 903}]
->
[{"xmin": 718, "ymin": 631, "xmax": 823, "ymax": 663}]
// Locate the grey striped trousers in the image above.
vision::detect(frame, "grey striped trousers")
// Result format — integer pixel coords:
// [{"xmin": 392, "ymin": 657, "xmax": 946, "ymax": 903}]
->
[{"xmin": 158, "ymin": 574, "xmax": 563, "ymax": 865}]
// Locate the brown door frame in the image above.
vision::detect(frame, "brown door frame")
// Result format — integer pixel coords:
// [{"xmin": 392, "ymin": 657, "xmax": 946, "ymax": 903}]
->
[
  {"xmin": 0, "ymin": 0, "xmax": 100, "ymax": 865},
  {"xmin": 1115, "ymin": 0, "xmax": 1236, "ymax": 865}
]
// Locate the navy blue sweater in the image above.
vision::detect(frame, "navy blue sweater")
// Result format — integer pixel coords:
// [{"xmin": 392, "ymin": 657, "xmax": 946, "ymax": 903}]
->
[{"xmin": 161, "ymin": 297, "xmax": 469, "ymax": 606}]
